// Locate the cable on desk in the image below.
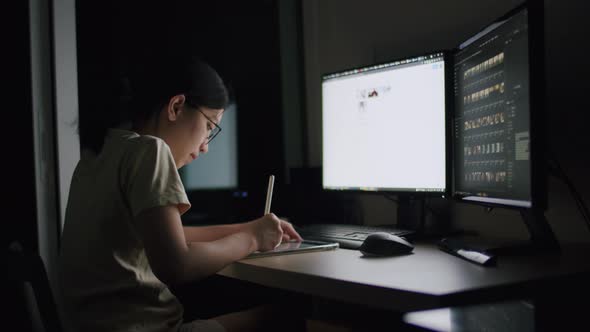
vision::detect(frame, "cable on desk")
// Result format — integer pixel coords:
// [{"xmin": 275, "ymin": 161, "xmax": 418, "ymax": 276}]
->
[{"xmin": 547, "ymin": 152, "xmax": 590, "ymax": 233}]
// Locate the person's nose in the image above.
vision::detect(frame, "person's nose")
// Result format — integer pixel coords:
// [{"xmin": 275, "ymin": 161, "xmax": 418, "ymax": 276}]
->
[{"xmin": 199, "ymin": 141, "xmax": 209, "ymax": 154}]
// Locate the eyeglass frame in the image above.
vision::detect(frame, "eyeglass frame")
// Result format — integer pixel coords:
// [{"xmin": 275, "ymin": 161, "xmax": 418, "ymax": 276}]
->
[{"xmin": 184, "ymin": 96, "xmax": 222, "ymax": 143}]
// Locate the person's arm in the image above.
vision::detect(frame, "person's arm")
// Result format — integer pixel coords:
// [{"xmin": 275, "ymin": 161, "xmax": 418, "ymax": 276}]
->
[
  {"xmin": 183, "ymin": 218, "xmax": 303, "ymax": 243},
  {"xmin": 183, "ymin": 223, "xmax": 250, "ymax": 242},
  {"xmin": 134, "ymin": 205, "xmax": 284, "ymax": 285}
]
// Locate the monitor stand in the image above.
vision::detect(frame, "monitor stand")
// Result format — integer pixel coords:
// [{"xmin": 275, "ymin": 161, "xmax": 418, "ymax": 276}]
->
[
  {"xmin": 395, "ymin": 196, "xmax": 426, "ymax": 234},
  {"xmin": 516, "ymin": 208, "xmax": 560, "ymax": 253}
]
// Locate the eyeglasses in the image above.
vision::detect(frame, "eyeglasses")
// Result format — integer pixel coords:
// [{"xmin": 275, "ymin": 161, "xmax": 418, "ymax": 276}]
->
[
  {"xmin": 197, "ymin": 108, "xmax": 222, "ymax": 143},
  {"xmin": 184, "ymin": 95, "xmax": 222, "ymax": 143}
]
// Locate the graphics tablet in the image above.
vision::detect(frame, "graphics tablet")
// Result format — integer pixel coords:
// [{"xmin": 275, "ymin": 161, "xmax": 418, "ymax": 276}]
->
[{"xmin": 245, "ymin": 240, "xmax": 339, "ymax": 259}]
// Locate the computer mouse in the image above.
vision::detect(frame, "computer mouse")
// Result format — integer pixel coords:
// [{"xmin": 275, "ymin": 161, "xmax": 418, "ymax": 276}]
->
[{"xmin": 359, "ymin": 232, "xmax": 414, "ymax": 257}]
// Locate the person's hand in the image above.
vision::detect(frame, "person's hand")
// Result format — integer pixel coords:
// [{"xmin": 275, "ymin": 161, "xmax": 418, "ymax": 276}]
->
[
  {"xmin": 278, "ymin": 219, "xmax": 303, "ymax": 243},
  {"xmin": 247, "ymin": 213, "xmax": 284, "ymax": 252}
]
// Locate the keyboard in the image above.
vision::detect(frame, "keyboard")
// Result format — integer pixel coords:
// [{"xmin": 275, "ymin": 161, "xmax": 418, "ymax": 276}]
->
[{"xmin": 297, "ymin": 223, "xmax": 415, "ymax": 250}]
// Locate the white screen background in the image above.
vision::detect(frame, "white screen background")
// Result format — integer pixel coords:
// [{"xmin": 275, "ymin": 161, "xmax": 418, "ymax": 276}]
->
[{"xmin": 322, "ymin": 60, "xmax": 446, "ymax": 191}]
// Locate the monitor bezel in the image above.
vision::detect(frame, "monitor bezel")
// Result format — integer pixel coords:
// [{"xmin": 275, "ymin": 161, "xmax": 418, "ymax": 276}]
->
[
  {"xmin": 320, "ymin": 50, "xmax": 452, "ymax": 198},
  {"xmin": 450, "ymin": 1, "xmax": 547, "ymax": 211}
]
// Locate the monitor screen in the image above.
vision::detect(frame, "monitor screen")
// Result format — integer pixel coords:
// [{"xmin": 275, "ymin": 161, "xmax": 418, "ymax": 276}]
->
[
  {"xmin": 452, "ymin": 5, "xmax": 541, "ymax": 208},
  {"xmin": 322, "ymin": 52, "xmax": 447, "ymax": 193}
]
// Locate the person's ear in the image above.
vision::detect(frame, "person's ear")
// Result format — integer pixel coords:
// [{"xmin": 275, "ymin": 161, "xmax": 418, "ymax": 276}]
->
[{"xmin": 166, "ymin": 94, "xmax": 187, "ymax": 122}]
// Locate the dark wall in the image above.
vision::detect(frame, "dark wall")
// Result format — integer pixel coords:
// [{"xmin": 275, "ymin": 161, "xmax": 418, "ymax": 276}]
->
[
  {"xmin": 4, "ymin": 1, "xmax": 38, "ymax": 252},
  {"xmin": 4, "ymin": 2, "xmax": 38, "ymax": 331}
]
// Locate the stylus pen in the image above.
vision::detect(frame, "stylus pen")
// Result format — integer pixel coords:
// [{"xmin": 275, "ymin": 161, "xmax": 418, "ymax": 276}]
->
[{"xmin": 264, "ymin": 175, "xmax": 275, "ymax": 215}]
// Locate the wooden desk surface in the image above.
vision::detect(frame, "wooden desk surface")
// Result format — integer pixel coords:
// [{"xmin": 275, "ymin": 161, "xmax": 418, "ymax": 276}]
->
[{"xmin": 219, "ymin": 243, "xmax": 590, "ymax": 312}]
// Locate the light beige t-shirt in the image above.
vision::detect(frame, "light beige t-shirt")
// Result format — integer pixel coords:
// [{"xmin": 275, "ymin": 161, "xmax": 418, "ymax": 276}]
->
[{"xmin": 59, "ymin": 129, "xmax": 191, "ymax": 332}]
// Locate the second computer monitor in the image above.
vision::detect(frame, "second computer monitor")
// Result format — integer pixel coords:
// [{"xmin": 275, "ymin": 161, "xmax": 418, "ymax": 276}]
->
[
  {"xmin": 452, "ymin": 4, "xmax": 544, "ymax": 209},
  {"xmin": 322, "ymin": 52, "xmax": 447, "ymax": 193}
]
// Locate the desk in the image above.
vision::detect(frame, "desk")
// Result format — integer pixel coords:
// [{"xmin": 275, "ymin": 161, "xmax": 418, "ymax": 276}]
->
[{"xmin": 218, "ymin": 243, "xmax": 590, "ymax": 330}]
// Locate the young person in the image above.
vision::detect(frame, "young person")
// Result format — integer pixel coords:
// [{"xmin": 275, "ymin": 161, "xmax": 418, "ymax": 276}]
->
[{"xmin": 59, "ymin": 54, "xmax": 303, "ymax": 332}]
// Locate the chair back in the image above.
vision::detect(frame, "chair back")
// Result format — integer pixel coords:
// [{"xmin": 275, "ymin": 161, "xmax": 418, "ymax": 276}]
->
[{"xmin": 4, "ymin": 243, "xmax": 63, "ymax": 332}]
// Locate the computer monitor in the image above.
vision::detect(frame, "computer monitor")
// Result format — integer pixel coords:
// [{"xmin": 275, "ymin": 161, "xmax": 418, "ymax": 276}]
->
[
  {"xmin": 322, "ymin": 52, "xmax": 448, "ymax": 230},
  {"xmin": 451, "ymin": 2, "xmax": 558, "ymax": 251}
]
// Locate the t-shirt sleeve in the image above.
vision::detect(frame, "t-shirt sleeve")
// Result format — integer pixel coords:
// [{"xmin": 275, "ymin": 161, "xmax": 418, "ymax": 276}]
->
[{"xmin": 123, "ymin": 138, "xmax": 191, "ymax": 217}]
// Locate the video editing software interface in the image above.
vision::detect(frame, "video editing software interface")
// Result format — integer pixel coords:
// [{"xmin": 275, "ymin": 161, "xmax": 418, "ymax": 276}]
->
[
  {"xmin": 453, "ymin": 8, "xmax": 533, "ymax": 207},
  {"xmin": 322, "ymin": 53, "xmax": 446, "ymax": 193}
]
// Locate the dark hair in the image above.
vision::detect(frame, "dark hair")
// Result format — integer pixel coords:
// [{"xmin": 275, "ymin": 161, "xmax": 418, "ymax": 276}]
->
[{"xmin": 78, "ymin": 54, "xmax": 229, "ymax": 153}]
